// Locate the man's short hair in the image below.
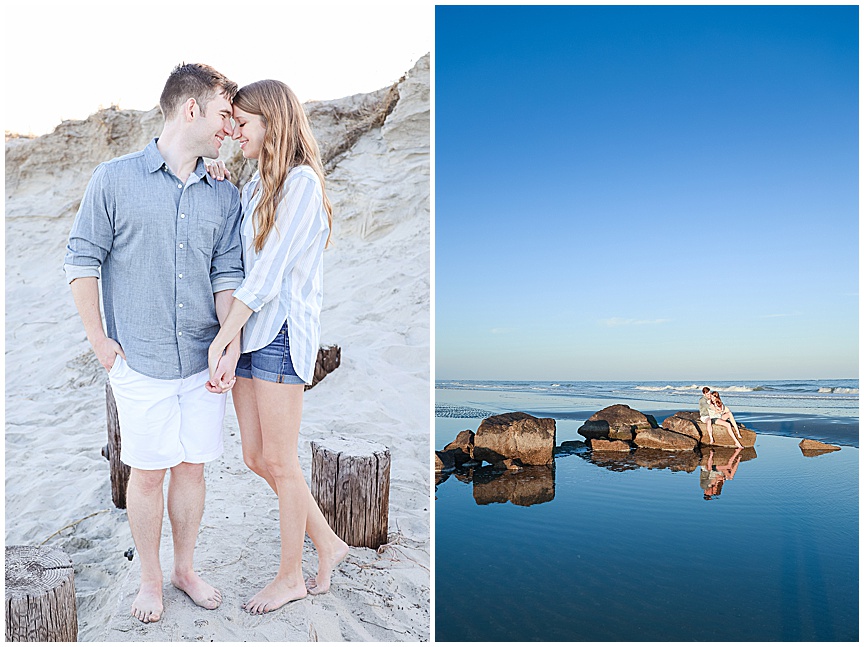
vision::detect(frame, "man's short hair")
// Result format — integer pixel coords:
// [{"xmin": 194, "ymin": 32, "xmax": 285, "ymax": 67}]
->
[
  {"xmin": 160, "ymin": 63, "xmax": 238, "ymax": 119},
  {"xmin": 702, "ymin": 387, "xmax": 710, "ymax": 394}
]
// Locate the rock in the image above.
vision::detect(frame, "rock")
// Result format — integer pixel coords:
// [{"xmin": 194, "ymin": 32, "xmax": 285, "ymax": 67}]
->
[
  {"xmin": 799, "ymin": 438, "xmax": 841, "ymax": 456},
  {"xmin": 590, "ymin": 439, "xmax": 631, "ymax": 452},
  {"xmin": 443, "ymin": 429, "xmax": 475, "ymax": 465},
  {"xmin": 634, "ymin": 428, "xmax": 698, "ymax": 451},
  {"xmin": 660, "ymin": 413, "xmax": 702, "ymax": 441},
  {"xmin": 472, "ymin": 465, "xmax": 555, "ymax": 507},
  {"xmin": 578, "ymin": 404, "xmax": 657, "ymax": 441},
  {"xmin": 474, "ymin": 412, "xmax": 556, "ymax": 466},
  {"xmin": 662, "ymin": 411, "xmax": 757, "ymax": 448}
]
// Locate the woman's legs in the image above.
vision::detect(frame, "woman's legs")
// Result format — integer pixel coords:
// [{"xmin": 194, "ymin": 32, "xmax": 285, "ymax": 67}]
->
[
  {"xmin": 304, "ymin": 485, "xmax": 350, "ymax": 595},
  {"xmin": 232, "ymin": 377, "xmax": 277, "ymax": 492},
  {"xmin": 239, "ymin": 381, "xmax": 306, "ymax": 613},
  {"xmin": 722, "ymin": 411, "xmax": 742, "ymax": 439},
  {"xmin": 235, "ymin": 379, "xmax": 348, "ymax": 613}
]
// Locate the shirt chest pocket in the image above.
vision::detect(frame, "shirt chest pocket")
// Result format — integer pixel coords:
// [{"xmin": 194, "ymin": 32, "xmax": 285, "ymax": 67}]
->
[{"xmin": 191, "ymin": 214, "xmax": 224, "ymax": 253}]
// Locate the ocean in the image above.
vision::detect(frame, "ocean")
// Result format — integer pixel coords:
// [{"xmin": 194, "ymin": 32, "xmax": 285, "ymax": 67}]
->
[{"xmin": 434, "ymin": 378, "xmax": 858, "ymax": 641}]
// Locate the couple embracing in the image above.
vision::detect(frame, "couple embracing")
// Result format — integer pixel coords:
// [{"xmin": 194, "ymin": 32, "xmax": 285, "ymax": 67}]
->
[
  {"xmin": 698, "ymin": 386, "xmax": 743, "ymax": 448},
  {"xmin": 64, "ymin": 63, "xmax": 348, "ymax": 623}
]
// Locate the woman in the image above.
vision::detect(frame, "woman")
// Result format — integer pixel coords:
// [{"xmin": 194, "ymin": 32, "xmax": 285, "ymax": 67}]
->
[
  {"xmin": 206, "ymin": 79, "xmax": 348, "ymax": 615},
  {"xmin": 709, "ymin": 391, "xmax": 743, "ymax": 445}
]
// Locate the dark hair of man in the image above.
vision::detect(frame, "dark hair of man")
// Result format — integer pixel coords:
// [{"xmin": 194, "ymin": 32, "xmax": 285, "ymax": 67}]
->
[
  {"xmin": 702, "ymin": 386, "xmax": 710, "ymax": 394},
  {"xmin": 159, "ymin": 63, "xmax": 238, "ymax": 119}
]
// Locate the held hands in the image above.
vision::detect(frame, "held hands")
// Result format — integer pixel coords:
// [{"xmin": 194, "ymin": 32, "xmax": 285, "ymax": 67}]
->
[
  {"xmin": 207, "ymin": 343, "xmax": 238, "ymax": 393},
  {"xmin": 205, "ymin": 160, "xmax": 230, "ymax": 182}
]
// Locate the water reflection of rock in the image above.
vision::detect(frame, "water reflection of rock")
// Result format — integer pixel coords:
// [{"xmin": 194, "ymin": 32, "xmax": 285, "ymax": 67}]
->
[
  {"xmin": 577, "ymin": 445, "xmax": 757, "ymax": 474},
  {"xmin": 435, "ymin": 464, "xmax": 555, "ymax": 507},
  {"xmin": 473, "ymin": 465, "xmax": 555, "ymax": 506}
]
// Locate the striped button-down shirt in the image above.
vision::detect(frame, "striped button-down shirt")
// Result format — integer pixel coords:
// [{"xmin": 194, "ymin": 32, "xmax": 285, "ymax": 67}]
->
[
  {"xmin": 233, "ymin": 166, "xmax": 329, "ymax": 384},
  {"xmin": 64, "ymin": 139, "xmax": 244, "ymax": 379}
]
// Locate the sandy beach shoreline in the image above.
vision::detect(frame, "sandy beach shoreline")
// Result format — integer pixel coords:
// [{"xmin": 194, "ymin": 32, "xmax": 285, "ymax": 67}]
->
[{"xmin": 5, "ymin": 56, "xmax": 430, "ymax": 641}]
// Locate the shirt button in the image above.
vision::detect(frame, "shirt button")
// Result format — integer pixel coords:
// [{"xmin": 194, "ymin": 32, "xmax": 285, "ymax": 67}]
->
[
  {"xmin": 178, "ymin": 331, "xmax": 183, "ymax": 336},
  {"xmin": 180, "ymin": 213, "xmax": 186, "ymax": 219},
  {"xmin": 179, "ymin": 243, "xmax": 184, "ymax": 249},
  {"xmin": 178, "ymin": 303, "xmax": 183, "ymax": 308},
  {"xmin": 177, "ymin": 184, "xmax": 183, "ymax": 189},
  {"xmin": 178, "ymin": 273, "xmax": 183, "ymax": 278}
]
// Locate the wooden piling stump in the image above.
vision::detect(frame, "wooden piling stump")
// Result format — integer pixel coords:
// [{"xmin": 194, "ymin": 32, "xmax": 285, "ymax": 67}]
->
[
  {"xmin": 311, "ymin": 437, "xmax": 391, "ymax": 549},
  {"xmin": 102, "ymin": 382, "xmax": 130, "ymax": 509},
  {"xmin": 306, "ymin": 344, "xmax": 341, "ymax": 391},
  {"xmin": 5, "ymin": 546, "xmax": 78, "ymax": 642}
]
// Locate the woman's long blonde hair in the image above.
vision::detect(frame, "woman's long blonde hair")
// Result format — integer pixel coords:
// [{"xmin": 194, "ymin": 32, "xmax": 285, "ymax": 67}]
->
[{"xmin": 233, "ymin": 79, "xmax": 332, "ymax": 252}]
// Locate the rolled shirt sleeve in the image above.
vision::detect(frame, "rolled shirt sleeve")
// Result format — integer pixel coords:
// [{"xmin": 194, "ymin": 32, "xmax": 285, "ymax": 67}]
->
[
  {"xmin": 64, "ymin": 163, "xmax": 114, "ymax": 283},
  {"xmin": 233, "ymin": 172, "xmax": 328, "ymax": 313},
  {"xmin": 210, "ymin": 187, "xmax": 244, "ymax": 293}
]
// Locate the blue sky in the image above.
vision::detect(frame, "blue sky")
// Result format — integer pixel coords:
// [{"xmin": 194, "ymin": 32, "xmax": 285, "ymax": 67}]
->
[{"xmin": 435, "ymin": 5, "xmax": 858, "ymax": 381}]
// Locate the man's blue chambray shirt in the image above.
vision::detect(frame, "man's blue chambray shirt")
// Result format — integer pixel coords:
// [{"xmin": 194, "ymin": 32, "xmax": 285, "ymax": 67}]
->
[{"xmin": 64, "ymin": 139, "xmax": 244, "ymax": 380}]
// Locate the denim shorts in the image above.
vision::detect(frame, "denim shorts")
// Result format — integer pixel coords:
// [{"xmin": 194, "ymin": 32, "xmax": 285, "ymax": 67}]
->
[{"xmin": 235, "ymin": 322, "xmax": 306, "ymax": 384}]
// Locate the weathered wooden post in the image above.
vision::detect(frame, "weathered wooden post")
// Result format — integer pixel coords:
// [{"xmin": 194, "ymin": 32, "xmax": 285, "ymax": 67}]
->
[
  {"xmin": 306, "ymin": 344, "xmax": 341, "ymax": 391},
  {"xmin": 310, "ymin": 437, "xmax": 390, "ymax": 549},
  {"xmin": 102, "ymin": 382, "xmax": 129, "ymax": 509},
  {"xmin": 5, "ymin": 546, "xmax": 78, "ymax": 642}
]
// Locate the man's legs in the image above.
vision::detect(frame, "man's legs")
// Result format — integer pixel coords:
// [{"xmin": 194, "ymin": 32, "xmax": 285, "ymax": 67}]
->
[
  {"xmin": 126, "ymin": 468, "xmax": 168, "ymax": 623},
  {"xmin": 705, "ymin": 417, "xmax": 714, "ymax": 444},
  {"xmin": 167, "ymin": 462, "xmax": 222, "ymax": 609}
]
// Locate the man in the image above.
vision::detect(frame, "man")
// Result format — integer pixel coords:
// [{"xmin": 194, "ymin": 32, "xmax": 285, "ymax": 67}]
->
[
  {"xmin": 698, "ymin": 386, "xmax": 715, "ymax": 444},
  {"xmin": 65, "ymin": 63, "xmax": 244, "ymax": 624}
]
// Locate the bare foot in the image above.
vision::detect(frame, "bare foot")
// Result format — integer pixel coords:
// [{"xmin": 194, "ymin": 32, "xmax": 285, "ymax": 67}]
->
[
  {"xmin": 243, "ymin": 576, "xmax": 307, "ymax": 614},
  {"xmin": 171, "ymin": 570, "xmax": 222, "ymax": 610},
  {"xmin": 131, "ymin": 580, "xmax": 163, "ymax": 624},
  {"xmin": 305, "ymin": 538, "xmax": 349, "ymax": 595}
]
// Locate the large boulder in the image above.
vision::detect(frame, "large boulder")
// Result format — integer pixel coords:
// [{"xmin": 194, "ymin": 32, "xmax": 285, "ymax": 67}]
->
[
  {"xmin": 473, "ymin": 412, "xmax": 556, "ymax": 466},
  {"xmin": 662, "ymin": 411, "xmax": 756, "ymax": 447},
  {"xmin": 578, "ymin": 404, "xmax": 657, "ymax": 441},
  {"xmin": 799, "ymin": 438, "xmax": 841, "ymax": 456},
  {"xmin": 634, "ymin": 428, "xmax": 698, "ymax": 451}
]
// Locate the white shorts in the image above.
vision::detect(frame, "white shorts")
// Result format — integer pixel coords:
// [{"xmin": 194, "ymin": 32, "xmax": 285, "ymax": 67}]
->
[
  {"xmin": 108, "ymin": 356, "xmax": 226, "ymax": 470},
  {"xmin": 700, "ymin": 415, "xmax": 711, "ymax": 423}
]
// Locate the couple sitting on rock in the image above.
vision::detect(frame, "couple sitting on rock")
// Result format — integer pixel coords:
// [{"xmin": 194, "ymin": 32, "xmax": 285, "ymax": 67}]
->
[{"xmin": 698, "ymin": 387, "xmax": 743, "ymax": 448}]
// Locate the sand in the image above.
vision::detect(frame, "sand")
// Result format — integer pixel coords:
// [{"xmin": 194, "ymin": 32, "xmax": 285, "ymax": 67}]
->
[{"xmin": 4, "ymin": 56, "xmax": 430, "ymax": 641}]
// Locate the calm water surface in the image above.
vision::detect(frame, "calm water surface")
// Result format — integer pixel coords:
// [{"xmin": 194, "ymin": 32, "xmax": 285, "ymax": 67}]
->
[{"xmin": 435, "ymin": 382, "xmax": 859, "ymax": 642}]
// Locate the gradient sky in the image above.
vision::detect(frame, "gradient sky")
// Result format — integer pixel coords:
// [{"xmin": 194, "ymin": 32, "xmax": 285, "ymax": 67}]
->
[
  {"xmin": 435, "ymin": 5, "xmax": 858, "ymax": 381},
  {"xmin": 5, "ymin": 1, "xmax": 430, "ymax": 136}
]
